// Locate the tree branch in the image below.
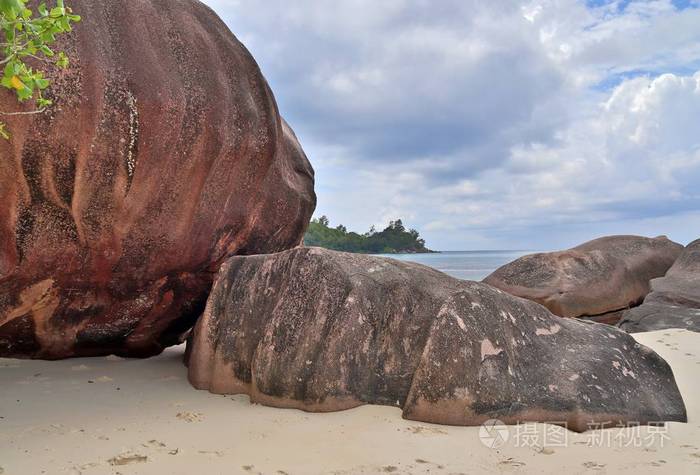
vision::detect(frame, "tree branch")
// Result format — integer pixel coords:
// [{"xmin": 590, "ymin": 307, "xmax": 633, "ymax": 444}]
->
[{"xmin": 0, "ymin": 108, "xmax": 46, "ymax": 116}]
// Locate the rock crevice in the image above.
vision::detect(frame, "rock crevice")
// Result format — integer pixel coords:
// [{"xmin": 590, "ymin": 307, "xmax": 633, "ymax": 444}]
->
[{"xmin": 619, "ymin": 239, "xmax": 700, "ymax": 333}]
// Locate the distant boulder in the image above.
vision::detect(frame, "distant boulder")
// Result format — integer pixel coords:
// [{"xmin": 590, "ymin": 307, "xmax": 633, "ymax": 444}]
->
[
  {"xmin": 619, "ymin": 239, "xmax": 700, "ymax": 333},
  {"xmin": 187, "ymin": 247, "xmax": 687, "ymax": 431},
  {"xmin": 0, "ymin": 0, "xmax": 316, "ymax": 359},
  {"xmin": 483, "ymin": 236, "xmax": 683, "ymax": 322}
]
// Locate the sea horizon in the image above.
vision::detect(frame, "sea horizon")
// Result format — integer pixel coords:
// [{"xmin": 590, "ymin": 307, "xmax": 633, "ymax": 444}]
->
[{"xmin": 380, "ymin": 249, "xmax": 532, "ymax": 281}]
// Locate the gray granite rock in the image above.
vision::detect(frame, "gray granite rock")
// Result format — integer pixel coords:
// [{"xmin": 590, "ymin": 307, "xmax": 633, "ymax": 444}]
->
[
  {"xmin": 619, "ymin": 239, "xmax": 700, "ymax": 333},
  {"xmin": 187, "ymin": 247, "xmax": 687, "ymax": 431},
  {"xmin": 483, "ymin": 236, "xmax": 683, "ymax": 321}
]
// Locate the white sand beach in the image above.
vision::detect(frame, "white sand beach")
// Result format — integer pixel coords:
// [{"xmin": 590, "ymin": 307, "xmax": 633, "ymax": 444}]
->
[{"xmin": 1, "ymin": 329, "xmax": 698, "ymax": 475}]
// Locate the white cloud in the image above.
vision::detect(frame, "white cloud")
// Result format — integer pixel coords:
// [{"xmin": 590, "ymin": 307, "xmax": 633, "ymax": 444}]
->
[
  {"xmin": 605, "ymin": 73, "xmax": 700, "ymax": 151},
  {"xmin": 207, "ymin": 0, "xmax": 568, "ymax": 162},
  {"xmin": 312, "ymin": 68, "xmax": 700, "ymax": 249},
  {"xmin": 203, "ymin": 0, "xmax": 700, "ymax": 249},
  {"xmin": 526, "ymin": 0, "xmax": 700, "ymax": 83}
]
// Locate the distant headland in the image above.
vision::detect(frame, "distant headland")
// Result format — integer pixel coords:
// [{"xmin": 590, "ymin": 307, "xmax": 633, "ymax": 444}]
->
[{"xmin": 304, "ymin": 216, "xmax": 436, "ymax": 254}]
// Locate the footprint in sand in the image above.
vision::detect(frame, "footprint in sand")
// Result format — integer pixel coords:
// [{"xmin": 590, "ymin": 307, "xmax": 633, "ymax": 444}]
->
[
  {"xmin": 142, "ymin": 439, "xmax": 166, "ymax": 449},
  {"xmin": 140, "ymin": 439, "xmax": 181, "ymax": 455},
  {"xmin": 176, "ymin": 411, "xmax": 204, "ymax": 422},
  {"xmin": 535, "ymin": 446, "xmax": 555, "ymax": 455},
  {"xmin": 583, "ymin": 461, "xmax": 606, "ymax": 470},
  {"xmin": 414, "ymin": 459, "xmax": 445, "ymax": 470},
  {"xmin": 499, "ymin": 458, "xmax": 526, "ymax": 468},
  {"xmin": 407, "ymin": 425, "xmax": 448, "ymax": 435},
  {"xmin": 71, "ymin": 462, "xmax": 99, "ymax": 473},
  {"xmin": 47, "ymin": 423, "xmax": 69, "ymax": 435},
  {"xmin": 108, "ymin": 453, "xmax": 148, "ymax": 466}
]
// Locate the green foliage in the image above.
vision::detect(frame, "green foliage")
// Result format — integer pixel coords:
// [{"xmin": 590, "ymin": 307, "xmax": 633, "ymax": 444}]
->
[
  {"xmin": 304, "ymin": 216, "xmax": 434, "ymax": 254},
  {"xmin": 0, "ymin": 0, "xmax": 80, "ymax": 138}
]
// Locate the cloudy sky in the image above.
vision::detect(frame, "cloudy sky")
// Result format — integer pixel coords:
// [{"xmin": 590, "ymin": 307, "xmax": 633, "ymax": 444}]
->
[{"xmin": 204, "ymin": 0, "xmax": 700, "ymax": 250}]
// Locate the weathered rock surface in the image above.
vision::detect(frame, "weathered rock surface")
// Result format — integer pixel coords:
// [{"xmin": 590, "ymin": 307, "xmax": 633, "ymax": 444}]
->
[
  {"xmin": 0, "ymin": 0, "xmax": 316, "ymax": 359},
  {"xmin": 619, "ymin": 239, "xmax": 700, "ymax": 333},
  {"xmin": 187, "ymin": 247, "xmax": 687, "ymax": 431},
  {"xmin": 483, "ymin": 236, "xmax": 683, "ymax": 321}
]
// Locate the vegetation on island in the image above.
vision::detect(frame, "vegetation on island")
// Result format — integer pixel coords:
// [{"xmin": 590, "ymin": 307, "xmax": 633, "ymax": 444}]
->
[
  {"xmin": 1, "ymin": 0, "xmax": 80, "ymax": 139},
  {"xmin": 304, "ymin": 216, "xmax": 435, "ymax": 254}
]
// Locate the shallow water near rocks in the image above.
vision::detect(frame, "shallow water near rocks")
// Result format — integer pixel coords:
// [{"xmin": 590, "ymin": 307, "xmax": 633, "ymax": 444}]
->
[{"xmin": 379, "ymin": 250, "xmax": 532, "ymax": 281}]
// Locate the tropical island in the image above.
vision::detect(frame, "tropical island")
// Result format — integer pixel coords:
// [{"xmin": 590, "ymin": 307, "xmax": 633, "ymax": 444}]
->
[{"xmin": 304, "ymin": 216, "xmax": 435, "ymax": 254}]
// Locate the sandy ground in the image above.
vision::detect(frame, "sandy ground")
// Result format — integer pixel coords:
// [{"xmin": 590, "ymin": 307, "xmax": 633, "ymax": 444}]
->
[{"xmin": 1, "ymin": 329, "xmax": 699, "ymax": 475}]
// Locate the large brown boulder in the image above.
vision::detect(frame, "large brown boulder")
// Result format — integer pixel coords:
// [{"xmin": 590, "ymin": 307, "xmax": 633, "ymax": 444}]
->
[
  {"xmin": 0, "ymin": 0, "xmax": 316, "ymax": 359},
  {"xmin": 483, "ymin": 236, "xmax": 683, "ymax": 322},
  {"xmin": 619, "ymin": 239, "xmax": 700, "ymax": 333},
  {"xmin": 187, "ymin": 247, "xmax": 687, "ymax": 431}
]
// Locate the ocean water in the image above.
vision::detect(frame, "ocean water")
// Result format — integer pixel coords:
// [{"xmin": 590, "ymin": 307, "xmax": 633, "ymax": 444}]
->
[{"xmin": 379, "ymin": 250, "xmax": 531, "ymax": 281}]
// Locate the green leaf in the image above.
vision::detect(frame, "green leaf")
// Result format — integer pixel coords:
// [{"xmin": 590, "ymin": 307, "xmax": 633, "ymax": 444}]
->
[
  {"xmin": 49, "ymin": 6, "xmax": 64, "ymax": 17},
  {"xmin": 1, "ymin": 0, "xmax": 80, "ymax": 140},
  {"xmin": 56, "ymin": 51, "xmax": 69, "ymax": 68},
  {"xmin": 0, "ymin": 0, "xmax": 25, "ymax": 19}
]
